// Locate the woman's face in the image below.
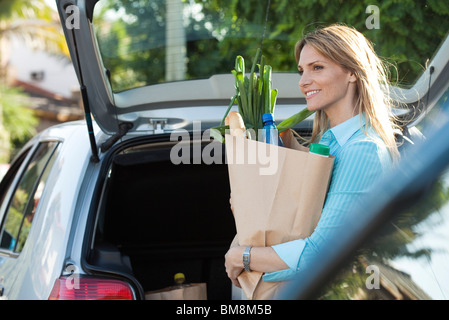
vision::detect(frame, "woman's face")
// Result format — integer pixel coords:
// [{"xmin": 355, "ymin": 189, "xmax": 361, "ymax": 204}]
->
[{"xmin": 298, "ymin": 44, "xmax": 357, "ymax": 125}]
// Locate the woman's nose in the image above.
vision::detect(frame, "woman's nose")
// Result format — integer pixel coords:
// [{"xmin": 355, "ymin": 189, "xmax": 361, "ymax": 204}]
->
[{"xmin": 299, "ymin": 72, "xmax": 311, "ymax": 88}]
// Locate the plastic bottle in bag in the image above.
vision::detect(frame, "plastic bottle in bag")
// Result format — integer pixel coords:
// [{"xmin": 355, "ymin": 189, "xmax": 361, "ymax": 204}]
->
[
  {"xmin": 309, "ymin": 143, "xmax": 330, "ymax": 157},
  {"xmin": 261, "ymin": 113, "xmax": 284, "ymax": 146}
]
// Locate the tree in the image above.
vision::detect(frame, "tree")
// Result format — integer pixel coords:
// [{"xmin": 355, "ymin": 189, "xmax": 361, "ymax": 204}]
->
[
  {"xmin": 0, "ymin": 85, "xmax": 38, "ymax": 160},
  {"xmin": 202, "ymin": 0, "xmax": 449, "ymax": 85},
  {"xmin": 94, "ymin": 0, "xmax": 449, "ymax": 93},
  {"xmin": 0, "ymin": 0, "xmax": 69, "ymax": 162},
  {"xmin": 0, "ymin": 0, "xmax": 70, "ymax": 79}
]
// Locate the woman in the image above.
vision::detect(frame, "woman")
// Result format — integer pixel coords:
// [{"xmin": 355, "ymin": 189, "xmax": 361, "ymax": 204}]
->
[{"xmin": 225, "ymin": 24, "xmax": 400, "ymax": 288}]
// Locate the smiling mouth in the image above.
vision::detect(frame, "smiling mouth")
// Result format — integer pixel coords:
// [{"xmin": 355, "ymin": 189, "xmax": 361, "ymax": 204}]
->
[{"xmin": 305, "ymin": 90, "xmax": 320, "ymax": 98}]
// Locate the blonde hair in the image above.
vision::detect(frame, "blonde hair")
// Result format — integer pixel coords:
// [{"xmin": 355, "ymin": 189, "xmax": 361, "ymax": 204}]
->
[{"xmin": 295, "ymin": 24, "xmax": 400, "ymax": 160}]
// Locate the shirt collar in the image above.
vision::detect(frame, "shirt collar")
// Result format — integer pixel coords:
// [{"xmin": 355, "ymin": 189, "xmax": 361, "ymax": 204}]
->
[{"xmin": 328, "ymin": 114, "xmax": 365, "ymax": 147}]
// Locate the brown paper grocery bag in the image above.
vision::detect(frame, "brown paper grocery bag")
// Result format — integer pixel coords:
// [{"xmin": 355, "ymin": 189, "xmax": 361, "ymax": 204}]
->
[
  {"xmin": 145, "ymin": 283, "xmax": 207, "ymax": 300},
  {"xmin": 225, "ymin": 133, "xmax": 333, "ymax": 300}
]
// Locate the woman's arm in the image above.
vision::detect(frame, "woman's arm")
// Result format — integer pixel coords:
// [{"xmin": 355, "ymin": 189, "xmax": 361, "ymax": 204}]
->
[
  {"xmin": 225, "ymin": 138, "xmax": 391, "ymax": 284},
  {"xmin": 224, "ymin": 245, "xmax": 289, "ymax": 287}
]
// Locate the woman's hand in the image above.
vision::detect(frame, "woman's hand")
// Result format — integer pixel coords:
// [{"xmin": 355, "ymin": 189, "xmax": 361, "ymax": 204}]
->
[
  {"xmin": 224, "ymin": 246, "xmax": 245, "ymax": 288},
  {"xmin": 225, "ymin": 245, "xmax": 290, "ymax": 287}
]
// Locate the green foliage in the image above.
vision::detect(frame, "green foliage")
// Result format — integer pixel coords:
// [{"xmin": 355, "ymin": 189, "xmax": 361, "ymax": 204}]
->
[
  {"xmin": 0, "ymin": 0, "xmax": 69, "ymax": 163},
  {"xmin": 0, "ymin": 85, "xmax": 38, "ymax": 160},
  {"xmin": 95, "ymin": 0, "xmax": 231, "ymax": 91},
  {"xmin": 206, "ymin": 0, "xmax": 449, "ymax": 85},
  {"xmin": 0, "ymin": 0, "xmax": 70, "ymax": 58},
  {"xmin": 95, "ymin": 0, "xmax": 449, "ymax": 91},
  {"xmin": 0, "ymin": 0, "xmax": 53, "ymax": 20}
]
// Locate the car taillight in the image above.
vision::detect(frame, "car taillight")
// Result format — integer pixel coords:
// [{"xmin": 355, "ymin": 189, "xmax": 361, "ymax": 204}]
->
[{"xmin": 48, "ymin": 276, "xmax": 135, "ymax": 300}]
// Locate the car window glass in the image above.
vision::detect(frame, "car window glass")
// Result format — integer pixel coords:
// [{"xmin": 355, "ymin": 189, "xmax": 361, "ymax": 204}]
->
[
  {"xmin": 320, "ymin": 165, "xmax": 449, "ymax": 300},
  {"xmin": 92, "ymin": 1, "xmax": 449, "ymax": 92},
  {"xmin": 417, "ymin": 84, "xmax": 449, "ymax": 136},
  {"xmin": 0, "ymin": 148, "xmax": 31, "ymax": 207},
  {"xmin": 0, "ymin": 141, "xmax": 59, "ymax": 253}
]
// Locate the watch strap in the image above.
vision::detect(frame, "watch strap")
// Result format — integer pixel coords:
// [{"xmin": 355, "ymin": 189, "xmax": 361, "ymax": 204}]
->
[{"xmin": 243, "ymin": 246, "xmax": 252, "ymax": 272}]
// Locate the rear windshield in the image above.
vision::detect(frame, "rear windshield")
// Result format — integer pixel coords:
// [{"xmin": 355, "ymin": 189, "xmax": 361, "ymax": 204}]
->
[{"xmin": 92, "ymin": 1, "xmax": 449, "ymax": 93}]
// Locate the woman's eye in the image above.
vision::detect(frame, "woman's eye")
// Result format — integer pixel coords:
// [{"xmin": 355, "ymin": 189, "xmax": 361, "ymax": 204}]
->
[
  {"xmin": 298, "ymin": 70, "xmax": 303, "ymax": 76},
  {"xmin": 314, "ymin": 65, "xmax": 323, "ymax": 71}
]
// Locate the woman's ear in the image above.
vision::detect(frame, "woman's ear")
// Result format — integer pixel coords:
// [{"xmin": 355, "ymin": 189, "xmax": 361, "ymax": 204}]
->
[{"xmin": 348, "ymin": 71, "xmax": 357, "ymax": 83}]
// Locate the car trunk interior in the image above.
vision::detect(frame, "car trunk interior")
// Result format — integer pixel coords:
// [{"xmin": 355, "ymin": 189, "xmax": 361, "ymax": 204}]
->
[
  {"xmin": 84, "ymin": 123, "xmax": 420, "ymax": 299},
  {"xmin": 89, "ymin": 139, "xmax": 236, "ymax": 299}
]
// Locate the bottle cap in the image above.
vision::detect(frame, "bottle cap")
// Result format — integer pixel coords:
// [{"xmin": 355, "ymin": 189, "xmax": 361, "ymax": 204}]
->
[
  {"xmin": 309, "ymin": 143, "xmax": 330, "ymax": 156},
  {"xmin": 262, "ymin": 113, "xmax": 274, "ymax": 123},
  {"xmin": 174, "ymin": 273, "xmax": 185, "ymax": 284}
]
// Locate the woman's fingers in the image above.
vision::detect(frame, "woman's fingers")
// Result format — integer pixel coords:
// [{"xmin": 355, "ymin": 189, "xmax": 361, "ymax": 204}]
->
[{"xmin": 225, "ymin": 246, "xmax": 244, "ymax": 287}]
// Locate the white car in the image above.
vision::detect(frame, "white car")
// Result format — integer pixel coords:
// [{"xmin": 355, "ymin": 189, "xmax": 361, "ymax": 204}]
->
[{"xmin": 0, "ymin": 0, "xmax": 448, "ymax": 301}]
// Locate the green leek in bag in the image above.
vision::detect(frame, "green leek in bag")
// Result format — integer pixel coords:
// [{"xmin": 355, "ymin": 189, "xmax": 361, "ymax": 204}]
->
[{"xmin": 211, "ymin": 49, "xmax": 314, "ymax": 143}]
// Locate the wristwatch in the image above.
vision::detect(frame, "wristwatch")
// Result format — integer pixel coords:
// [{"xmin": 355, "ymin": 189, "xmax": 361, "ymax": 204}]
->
[{"xmin": 243, "ymin": 246, "xmax": 252, "ymax": 272}]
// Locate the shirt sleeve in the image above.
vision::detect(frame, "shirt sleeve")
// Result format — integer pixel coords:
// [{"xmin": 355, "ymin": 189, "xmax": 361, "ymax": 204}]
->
[{"xmin": 263, "ymin": 139, "xmax": 389, "ymax": 282}]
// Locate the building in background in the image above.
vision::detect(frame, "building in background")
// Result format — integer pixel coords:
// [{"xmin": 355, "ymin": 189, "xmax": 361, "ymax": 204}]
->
[{"xmin": 7, "ymin": 37, "xmax": 83, "ymax": 133}]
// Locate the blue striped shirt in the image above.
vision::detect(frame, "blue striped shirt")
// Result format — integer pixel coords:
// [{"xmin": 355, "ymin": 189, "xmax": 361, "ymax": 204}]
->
[{"xmin": 263, "ymin": 114, "xmax": 393, "ymax": 282}]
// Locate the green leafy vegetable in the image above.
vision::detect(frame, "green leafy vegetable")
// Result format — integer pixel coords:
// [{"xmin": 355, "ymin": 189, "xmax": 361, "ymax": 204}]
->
[{"xmin": 211, "ymin": 49, "xmax": 314, "ymax": 142}]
